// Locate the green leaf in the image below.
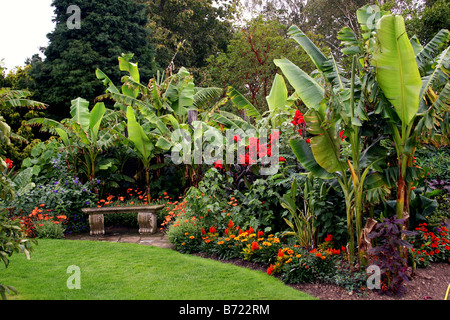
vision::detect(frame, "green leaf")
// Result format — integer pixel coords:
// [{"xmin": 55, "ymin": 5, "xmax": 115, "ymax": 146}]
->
[
  {"xmin": 227, "ymin": 87, "xmax": 262, "ymax": 119},
  {"xmin": 118, "ymin": 54, "xmax": 140, "ymax": 83},
  {"xmin": 288, "ymin": 25, "xmax": 328, "ymax": 71},
  {"xmin": 126, "ymin": 106, "xmax": 154, "ymax": 166},
  {"xmin": 155, "ymin": 136, "xmax": 172, "ymax": 150},
  {"xmin": 289, "ymin": 139, "xmax": 334, "ymax": 179},
  {"xmin": 96, "ymin": 68, "xmax": 119, "ymax": 94},
  {"xmin": 337, "ymin": 27, "xmax": 362, "ymax": 55},
  {"xmin": 304, "ymin": 110, "xmax": 342, "ymax": 174},
  {"xmin": 70, "ymin": 98, "xmax": 90, "ymax": 132},
  {"xmin": 266, "ymin": 74, "xmax": 288, "ymax": 112},
  {"xmin": 372, "ymin": 14, "xmax": 423, "ymax": 125},
  {"xmin": 89, "ymin": 102, "xmax": 106, "ymax": 142},
  {"xmin": 274, "ymin": 58, "xmax": 325, "ymax": 111}
]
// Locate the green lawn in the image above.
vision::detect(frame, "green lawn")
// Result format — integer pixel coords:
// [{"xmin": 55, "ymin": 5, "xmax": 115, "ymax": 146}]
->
[{"xmin": 1, "ymin": 239, "xmax": 315, "ymax": 300}]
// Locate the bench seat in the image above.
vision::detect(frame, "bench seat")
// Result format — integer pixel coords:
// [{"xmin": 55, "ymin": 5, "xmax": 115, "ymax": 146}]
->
[{"xmin": 81, "ymin": 205, "xmax": 165, "ymax": 236}]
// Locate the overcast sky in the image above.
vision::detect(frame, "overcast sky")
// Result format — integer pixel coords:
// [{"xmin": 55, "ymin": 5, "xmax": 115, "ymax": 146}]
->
[{"xmin": 0, "ymin": 0, "xmax": 55, "ymax": 72}]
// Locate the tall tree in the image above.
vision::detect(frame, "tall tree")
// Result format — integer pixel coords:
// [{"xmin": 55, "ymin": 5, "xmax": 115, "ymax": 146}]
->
[
  {"xmin": 29, "ymin": 0, "xmax": 158, "ymax": 120},
  {"xmin": 205, "ymin": 16, "xmax": 322, "ymax": 111},
  {"xmin": 141, "ymin": 0, "xmax": 236, "ymax": 80},
  {"xmin": 383, "ymin": 0, "xmax": 450, "ymax": 44},
  {"xmin": 242, "ymin": 0, "xmax": 378, "ymax": 57}
]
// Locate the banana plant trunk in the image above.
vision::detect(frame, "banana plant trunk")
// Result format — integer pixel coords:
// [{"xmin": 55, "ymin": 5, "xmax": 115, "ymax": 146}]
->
[{"xmin": 146, "ymin": 169, "xmax": 151, "ymax": 202}]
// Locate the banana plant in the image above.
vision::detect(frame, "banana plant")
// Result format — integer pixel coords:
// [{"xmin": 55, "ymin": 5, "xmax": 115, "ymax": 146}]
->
[
  {"xmin": 371, "ymin": 15, "xmax": 449, "ymax": 221},
  {"xmin": 273, "ymin": 5, "xmax": 397, "ymax": 263},
  {"xmin": 97, "ymin": 54, "xmax": 226, "ymax": 190},
  {"xmin": 124, "ymin": 106, "xmax": 158, "ymax": 200},
  {"xmin": 28, "ymin": 98, "xmax": 120, "ymax": 182},
  {"xmin": 276, "ymin": 4, "xmax": 449, "ymax": 263}
]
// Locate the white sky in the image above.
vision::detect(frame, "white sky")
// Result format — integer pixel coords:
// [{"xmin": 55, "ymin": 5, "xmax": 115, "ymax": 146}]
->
[{"xmin": 0, "ymin": 0, "xmax": 55, "ymax": 72}]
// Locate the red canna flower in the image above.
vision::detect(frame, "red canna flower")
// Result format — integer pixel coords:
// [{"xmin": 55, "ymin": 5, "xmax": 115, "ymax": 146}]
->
[
  {"xmin": 209, "ymin": 226, "xmax": 217, "ymax": 233},
  {"xmin": 214, "ymin": 160, "xmax": 223, "ymax": 170},
  {"xmin": 258, "ymin": 230, "xmax": 264, "ymax": 238},
  {"xmin": 251, "ymin": 241, "xmax": 259, "ymax": 251},
  {"xmin": 324, "ymin": 234, "xmax": 333, "ymax": 242},
  {"xmin": 278, "ymin": 248, "xmax": 284, "ymax": 258},
  {"xmin": 5, "ymin": 158, "xmax": 13, "ymax": 169},
  {"xmin": 291, "ymin": 110, "xmax": 305, "ymax": 126},
  {"xmin": 248, "ymin": 226, "xmax": 255, "ymax": 234},
  {"xmin": 228, "ymin": 220, "xmax": 234, "ymax": 229},
  {"xmin": 279, "ymin": 156, "xmax": 286, "ymax": 162}
]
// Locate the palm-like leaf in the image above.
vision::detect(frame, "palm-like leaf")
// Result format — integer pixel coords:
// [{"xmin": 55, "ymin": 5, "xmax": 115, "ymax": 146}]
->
[
  {"xmin": 415, "ymin": 29, "xmax": 450, "ymax": 73},
  {"xmin": 227, "ymin": 86, "xmax": 262, "ymax": 120}
]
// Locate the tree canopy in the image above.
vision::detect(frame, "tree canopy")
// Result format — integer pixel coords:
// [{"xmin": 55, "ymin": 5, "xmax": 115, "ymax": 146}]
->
[{"xmin": 29, "ymin": 0, "xmax": 158, "ymax": 119}]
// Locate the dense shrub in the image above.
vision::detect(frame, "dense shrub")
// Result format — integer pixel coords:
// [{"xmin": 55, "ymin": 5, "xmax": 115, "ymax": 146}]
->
[
  {"xmin": 411, "ymin": 222, "xmax": 450, "ymax": 268},
  {"xmin": 5, "ymin": 158, "xmax": 97, "ymax": 234}
]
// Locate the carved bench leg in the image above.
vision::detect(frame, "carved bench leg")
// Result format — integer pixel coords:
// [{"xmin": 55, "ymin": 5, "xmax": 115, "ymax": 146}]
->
[
  {"xmin": 138, "ymin": 212, "xmax": 157, "ymax": 234},
  {"xmin": 89, "ymin": 214, "xmax": 105, "ymax": 236}
]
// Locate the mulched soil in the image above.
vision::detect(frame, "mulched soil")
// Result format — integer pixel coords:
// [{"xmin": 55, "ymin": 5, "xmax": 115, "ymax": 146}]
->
[{"xmin": 194, "ymin": 253, "xmax": 450, "ymax": 300}]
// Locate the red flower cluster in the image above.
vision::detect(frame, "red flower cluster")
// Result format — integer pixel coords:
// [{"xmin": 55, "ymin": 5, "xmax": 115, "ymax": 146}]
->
[
  {"xmin": 5, "ymin": 158, "xmax": 13, "ymax": 169},
  {"xmin": 237, "ymin": 132, "xmax": 284, "ymax": 166},
  {"xmin": 214, "ymin": 160, "xmax": 223, "ymax": 170},
  {"xmin": 411, "ymin": 223, "xmax": 450, "ymax": 265},
  {"xmin": 291, "ymin": 110, "xmax": 305, "ymax": 135}
]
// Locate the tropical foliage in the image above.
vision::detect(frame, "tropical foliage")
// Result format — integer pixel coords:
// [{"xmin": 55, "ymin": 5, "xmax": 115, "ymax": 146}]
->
[{"xmin": 0, "ymin": 2, "xmax": 449, "ymax": 300}]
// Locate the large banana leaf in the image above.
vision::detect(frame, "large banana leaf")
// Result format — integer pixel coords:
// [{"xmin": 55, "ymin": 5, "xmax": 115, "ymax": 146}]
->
[
  {"xmin": 289, "ymin": 139, "xmax": 334, "ymax": 179},
  {"xmin": 126, "ymin": 106, "xmax": 154, "ymax": 166},
  {"xmin": 304, "ymin": 110, "xmax": 342, "ymax": 174},
  {"xmin": 415, "ymin": 29, "xmax": 450, "ymax": 73},
  {"xmin": 70, "ymin": 97, "xmax": 90, "ymax": 132},
  {"xmin": 266, "ymin": 73, "xmax": 288, "ymax": 112},
  {"xmin": 288, "ymin": 25, "xmax": 328, "ymax": 71},
  {"xmin": 89, "ymin": 102, "xmax": 106, "ymax": 142},
  {"xmin": 273, "ymin": 58, "xmax": 325, "ymax": 112},
  {"xmin": 227, "ymin": 86, "xmax": 262, "ymax": 120},
  {"xmin": 372, "ymin": 15, "xmax": 423, "ymax": 126},
  {"xmin": 338, "ymin": 26, "xmax": 362, "ymax": 55}
]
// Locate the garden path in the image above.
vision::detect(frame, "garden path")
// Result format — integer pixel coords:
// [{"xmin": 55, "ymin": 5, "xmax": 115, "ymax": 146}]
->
[{"xmin": 65, "ymin": 226, "xmax": 174, "ymax": 250}]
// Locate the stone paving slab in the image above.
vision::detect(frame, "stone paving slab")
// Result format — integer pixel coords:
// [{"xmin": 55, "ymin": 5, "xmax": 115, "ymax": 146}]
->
[{"xmin": 65, "ymin": 227, "xmax": 174, "ymax": 249}]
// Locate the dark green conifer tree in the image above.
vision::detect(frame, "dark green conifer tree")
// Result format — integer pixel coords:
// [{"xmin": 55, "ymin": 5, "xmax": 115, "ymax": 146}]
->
[{"xmin": 29, "ymin": 0, "xmax": 158, "ymax": 119}]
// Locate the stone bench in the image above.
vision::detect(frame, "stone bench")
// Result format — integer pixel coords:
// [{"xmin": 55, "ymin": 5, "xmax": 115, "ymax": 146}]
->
[{"xmin": 81, "ymin": 205, "xmax": 165, "ymax": 236}]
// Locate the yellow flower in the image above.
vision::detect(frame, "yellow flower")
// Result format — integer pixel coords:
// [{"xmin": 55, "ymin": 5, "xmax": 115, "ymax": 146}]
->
[
  {"xmin": 181, "ymin": 242, "xmax": 186, "ymax": 246},
  {"xmin": 189, "ymin": 236, "xmax": 195, "ymax": 239},
  {"xmin": 185, "ymin": 232, "xmax": 189, "ymax": 236},
  {"xmin": 296, "ymin": 254, "xmax": 302, "ymax": 258},
  {"xmin": 217, "ymin": 241, "xmax": 224, "ymax": 245}
]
